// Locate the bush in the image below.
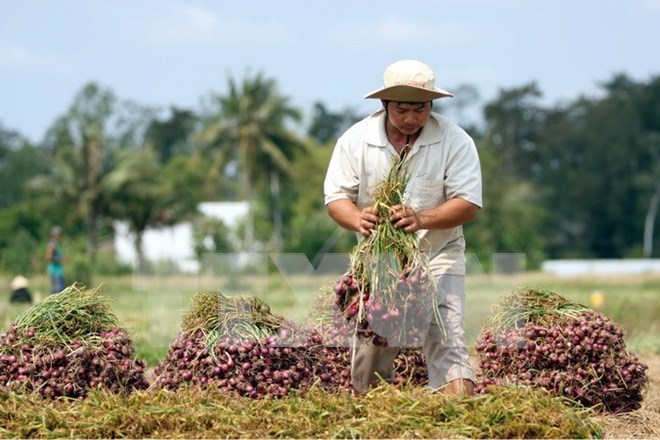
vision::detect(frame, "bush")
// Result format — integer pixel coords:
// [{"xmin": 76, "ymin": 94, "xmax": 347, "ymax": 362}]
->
[{"xmin": 0, "ymin": 229, "xmax": 39, "ymax": 275}]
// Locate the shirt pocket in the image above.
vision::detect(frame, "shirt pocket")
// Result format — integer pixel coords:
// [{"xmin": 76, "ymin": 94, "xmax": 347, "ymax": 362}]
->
[{"xmin": 406, "ymin": 177, "xmax": 446, "ymax": 211}]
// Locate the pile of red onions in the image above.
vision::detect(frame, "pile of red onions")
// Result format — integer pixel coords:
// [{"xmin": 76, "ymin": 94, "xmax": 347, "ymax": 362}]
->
[
  {"xmin": 153, "ymin": 321, "xmax": 354, "ymax": 397},
  {"xmin": 0, "ymin": 324, "xmax": 148, "ymax": 399},
  {"xmin": 333, "ymin": 268, "xmax": 435, "ymax": 347},
  {"xmin": 154, "ymin": 291, "xmax": 431, "ymax": 398},
  {"xmin": 317, "ymin": 296, "xmax": 430, "ymax": 388},
  {"xmin": 475, "ymin": 289, "xmax": 648, "ymax": 413}
]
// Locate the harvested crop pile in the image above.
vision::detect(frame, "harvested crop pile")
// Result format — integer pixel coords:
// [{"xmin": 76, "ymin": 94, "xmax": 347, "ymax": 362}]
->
[
  {"xmin": 0, "ymin": 284, "xmax": 148, "ymax": 399},
  {"xmin": 313, "ymin": 291, "xmax": 429, "ymax": 387},
  {"xmin": 475, "ymin": 287, "xmax": 649, "ymax": 413},
  {"xmin": 333, "ymin": 154, "xmax": 437, "ymax": 347},
  {"xmin": 155, "ymin": 291, "xmax": 432, "ymax": 397},
  {"xmin": 153, "ymin": 291, "xmax": 351, "ymax": 397}
]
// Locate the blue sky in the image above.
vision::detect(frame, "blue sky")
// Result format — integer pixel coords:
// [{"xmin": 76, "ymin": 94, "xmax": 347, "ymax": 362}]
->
[{"xmin": 1, "ymin": 0, "xmax": 659, "ymax": 143}]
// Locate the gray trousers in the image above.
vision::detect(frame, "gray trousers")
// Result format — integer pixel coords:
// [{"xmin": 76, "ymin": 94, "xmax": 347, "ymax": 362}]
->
[{"xmin": 350, "ymin": 274, "xmax": 475, "ymax": 393}]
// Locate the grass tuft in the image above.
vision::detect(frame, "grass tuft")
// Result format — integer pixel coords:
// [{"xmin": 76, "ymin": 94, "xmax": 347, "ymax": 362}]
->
[
  {"xmin": 180, "ymin": 290, "xmax": 284, "ymax": 344},
  {"xmin": 483, "ymin": 287, "xmax": 589, "ymax": 333},
  {"xmin": 12, "ymin": 283, "xmax": 118, "ymax": 347}
]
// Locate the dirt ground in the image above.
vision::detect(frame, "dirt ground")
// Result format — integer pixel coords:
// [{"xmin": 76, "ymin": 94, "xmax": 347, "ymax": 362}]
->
[{"xmin": 598, "ymin": 353, "xmax": 660, "ymax": 439}]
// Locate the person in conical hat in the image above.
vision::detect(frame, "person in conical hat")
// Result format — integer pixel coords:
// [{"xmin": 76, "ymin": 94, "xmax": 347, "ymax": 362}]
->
[
  {"xmin": 10, "ymin": 275, "xmax": 33, "ymax": 303},
  {"xmin": 324, "ymin": 59, "xmax": 482, "ymax": 396}
]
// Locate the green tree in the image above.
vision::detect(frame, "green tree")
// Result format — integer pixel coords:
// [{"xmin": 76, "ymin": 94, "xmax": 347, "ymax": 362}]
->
[
  {"xmin": 498, "ymin": 74, "xmax": 660, "ymax": 258},
  {"xmin": 0, "ymin": 126, "xmax": 49, "ymax": 209},
  {"xmin": 0, "ymin": 204, "xmax": 45, "ymax": 275},
  {"xmin": 282, "ymin": 143, "xmax": 355, "ymax": 263},
  {"xmin": 252, "ymin": 120, "xmax": 310, "ymax": 252},
  {"xmin": 483, "ymin": 82, "xmax": 544, "ymax": 178},
  {"xmin": 196, "ymin": 72, "xmax": 308, "ymax": 252},
  {"xmin": 106, "ymin": 147, "xmax": 197, "ymax": 271},
  {"xmin": 307, "ymin": 102, "xmax": 363, "ymax": 145},
  {"xmin": 635, "ymin": 75, "xmax": 660, "ymax": 257},
  {"xmin": 192, "ymin": 217, "xmax": 235, "ymax": 274},
  {"xmin": 160, "ymin": 154, "xmax": 208, "ymax": 207},
  {"xmin": 434, "ymin": 83, "xmax": 482, "ymax": 133},
  {"xmin": 145, "ymin": 106, "xmax": 197, "ymax": 163},
  {"xmin": 464, "ymin": 139, "xmax": 546, "ymax": 270},
  {"xmin": 537, "ymin": 76, "xmax": 630, "ymax": 257},
  {"xmin": 0, "ymin": 122, "xmax": 20, "ymax": 157},
  {"xmin": 476, "ymin": 83, "xmax": 548, "ymax": 266},
  {"xmin": 641, "ymin": 131, "xmax": 660, "ymax": 257},
  {"xmin": 28, "ymin": 82, "xmax": 118, "ymax": 263}
]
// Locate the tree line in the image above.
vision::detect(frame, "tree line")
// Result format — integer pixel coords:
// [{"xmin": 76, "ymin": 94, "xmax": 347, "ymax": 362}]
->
[{"xmin": 0, "ymin": 71, "xmax": 658, "ymax": 279}]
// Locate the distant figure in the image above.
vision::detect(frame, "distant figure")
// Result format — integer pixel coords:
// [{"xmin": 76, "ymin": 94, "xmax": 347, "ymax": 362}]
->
[
  {"xmin": 10, "ymin": 275, "xmax": 33, "ymax": 304},
  {"xmin": 45, "ymin": 225, "xmax": 66, "ymax": 294}
]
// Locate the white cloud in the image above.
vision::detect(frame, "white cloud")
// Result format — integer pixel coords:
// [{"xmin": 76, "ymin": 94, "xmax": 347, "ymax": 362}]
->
[
  {"xmin": 144, "ymin": 3, "xmax": 294, "ymax": 46},
  {"xmin": 0, "ymin": 42, "xmax": 68, "ymax": 72},
  {"xmin": 324, "ymin": 16, "xmax": 480, "ymax": 49}
]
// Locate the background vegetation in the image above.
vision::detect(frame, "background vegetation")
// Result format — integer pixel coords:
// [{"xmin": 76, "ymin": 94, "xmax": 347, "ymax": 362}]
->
[{"xmin": 1, "ymin": 72, "xmax": 659, "ymax": 281}]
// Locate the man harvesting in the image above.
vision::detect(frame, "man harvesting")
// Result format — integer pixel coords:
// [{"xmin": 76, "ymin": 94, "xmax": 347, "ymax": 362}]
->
[{"xmin": 324, "ymin": 59, "xmax": 482, "ymax": 396}]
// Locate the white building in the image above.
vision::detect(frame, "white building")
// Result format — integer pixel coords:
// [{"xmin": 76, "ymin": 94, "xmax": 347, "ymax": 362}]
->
[{"xmin": 113, "ymin": 201, "xmax": 249, "ymax": 273}]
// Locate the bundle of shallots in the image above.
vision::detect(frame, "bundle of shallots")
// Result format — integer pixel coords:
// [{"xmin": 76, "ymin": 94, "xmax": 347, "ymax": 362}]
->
[{"xmin": 333, "ymin": 154, "xmax": 437, "ymax": 347}]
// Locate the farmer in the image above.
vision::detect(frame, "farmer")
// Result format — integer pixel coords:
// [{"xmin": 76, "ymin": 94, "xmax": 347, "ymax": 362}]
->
[
  {"xmin": 323, "ymin": 59, "xmax": 482, "ymax": 396},
  {"xmin": 9, "ymin": 274, "xmax": 33, "ymax": 304},
  {"xmin": 45, "ymin": 225, "xmax": 66, "ymax": 294}
]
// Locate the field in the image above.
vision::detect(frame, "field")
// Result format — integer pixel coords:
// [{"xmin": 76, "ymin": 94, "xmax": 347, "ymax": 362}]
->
[{"xmin": 1, "ymin": 271, "xmax": 659, "ymax": 438}]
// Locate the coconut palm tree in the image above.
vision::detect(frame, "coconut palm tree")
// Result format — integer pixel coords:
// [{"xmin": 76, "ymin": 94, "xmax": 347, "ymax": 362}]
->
[
  {"xmin": 106, "ymin": 146, "xmax": 190, "ymax": 272},
  {"xmin": 29, "ymin": 83, "xmax": 116, "ymax": 263},
  {"xmin": 196, "ymin": 72, "xmax": 309, "ymax": 252}
]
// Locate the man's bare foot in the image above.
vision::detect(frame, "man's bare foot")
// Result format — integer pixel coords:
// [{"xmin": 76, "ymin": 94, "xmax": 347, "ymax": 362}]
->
[{"xmin": 438, "ymin": 379, "xmax": 474, "ymax": 397}]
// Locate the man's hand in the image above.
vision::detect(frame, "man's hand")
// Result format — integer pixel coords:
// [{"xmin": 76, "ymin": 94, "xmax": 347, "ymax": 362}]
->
[
  {"xmin": 389, "ymin": 204, "xmax": 422, "ymax": 233},
  {"xmin": 326, "ymin": 199, "xmax": 382, "ymax": 237},
  {"xmin": 358, "ymin": 206, "xmax": 380, "ymax": 237}
]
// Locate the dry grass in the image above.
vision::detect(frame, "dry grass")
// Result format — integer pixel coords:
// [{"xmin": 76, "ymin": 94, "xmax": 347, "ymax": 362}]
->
[{"xmin": 0, "ymin": 384, "xmax": 603, "ymax": 439}]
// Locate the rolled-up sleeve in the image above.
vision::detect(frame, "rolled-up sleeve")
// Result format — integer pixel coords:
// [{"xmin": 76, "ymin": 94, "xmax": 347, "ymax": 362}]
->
[
  {"xmin": 324, "ymin": 137, "xmax": 360, "ymax": 205},
  {"xmin": 444, "ymin": 135, "xmax": 483, "ymax": 208}
]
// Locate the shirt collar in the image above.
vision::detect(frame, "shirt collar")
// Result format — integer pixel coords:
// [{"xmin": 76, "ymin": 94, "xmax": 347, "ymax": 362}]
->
[{"xmin": 364, "ymin": 109, "xmax": 444, "ymax": 148}]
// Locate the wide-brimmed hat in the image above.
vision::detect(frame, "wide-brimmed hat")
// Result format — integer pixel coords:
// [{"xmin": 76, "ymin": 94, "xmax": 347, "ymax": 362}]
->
[
  {"xmin": 364, "ymin": 59, "xmax": 453, "ymax": 102},
  {"xmin": 10, "ymin": 275, "xmax": 29, "ymax": 290}
]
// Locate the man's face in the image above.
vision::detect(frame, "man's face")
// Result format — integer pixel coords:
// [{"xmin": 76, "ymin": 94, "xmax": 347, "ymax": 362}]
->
[{"xmin": 385, "ymin": 101, "xmax": 432, "ymax": 135}]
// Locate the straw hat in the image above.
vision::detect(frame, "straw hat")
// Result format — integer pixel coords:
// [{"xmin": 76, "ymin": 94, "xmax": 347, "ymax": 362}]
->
[
  {"xmin": 364, "ymin": 59, "xmax": 453, "ymax": 102},
  {"xmin": 10, "ymin": 275, "xmax": 29, "ymax": 290}
]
